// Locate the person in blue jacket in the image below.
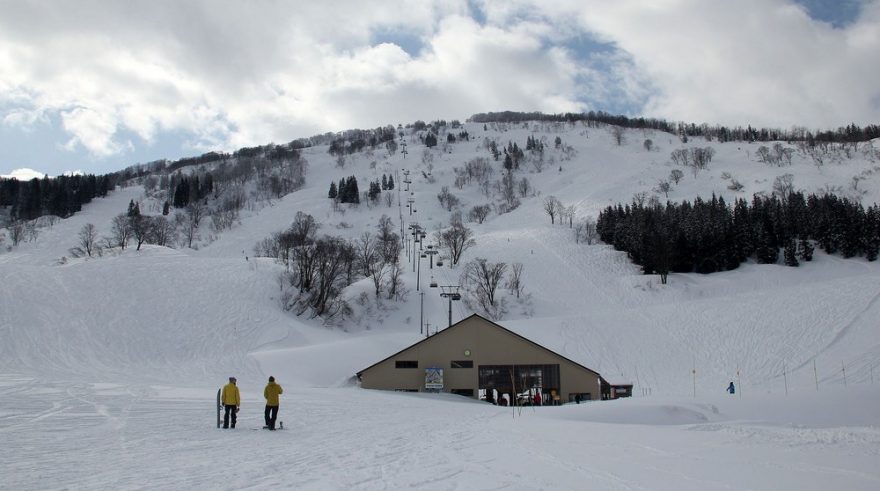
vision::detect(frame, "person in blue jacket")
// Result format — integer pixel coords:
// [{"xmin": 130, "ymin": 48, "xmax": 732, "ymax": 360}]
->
[{"xmin": 727, "ymin": 381, "xmax": 735, "ymax": 394}]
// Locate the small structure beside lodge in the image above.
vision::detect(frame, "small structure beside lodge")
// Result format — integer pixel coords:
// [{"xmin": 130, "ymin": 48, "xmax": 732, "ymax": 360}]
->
[{"xmin": 356, "ymin": 314, "xmax": 620, "ymax": 404}]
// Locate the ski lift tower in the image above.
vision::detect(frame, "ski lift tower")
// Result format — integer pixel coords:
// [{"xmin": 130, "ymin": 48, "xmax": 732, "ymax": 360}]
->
[
  {"xmin": 424, "ymin": 244, "xmax": 439, "ymax": 269},
  {"xmin": 432, "ymin": 285, "xmax": 462, "ymax": 328}
]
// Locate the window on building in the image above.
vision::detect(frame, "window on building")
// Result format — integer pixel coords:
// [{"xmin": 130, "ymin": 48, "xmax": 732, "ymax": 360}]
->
[
  {"xmin": 478, "ymin": 364, "xmax": 560, "ymax": 391},
  {"xmin": 450, "ymin": 360, "xmax": 473, "ymax": 368},
  {"xmin": 395, "ymin": 360, "xmax": 418, "ymax": 368}
]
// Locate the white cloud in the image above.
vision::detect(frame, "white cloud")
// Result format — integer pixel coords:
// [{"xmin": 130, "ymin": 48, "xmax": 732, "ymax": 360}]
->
[
  {"xmin": 2, "ymin": 168, "xmax": 46, "ymax": 180},
  {"xmin": 533, "ymin": 0, "xmax": 880, "ymax": 128},
  {"xmin": 0, "ymin": 0, "xmax": 878, "ymax": 171}
]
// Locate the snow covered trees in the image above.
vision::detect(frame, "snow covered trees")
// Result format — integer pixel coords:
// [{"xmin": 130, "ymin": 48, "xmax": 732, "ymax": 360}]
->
[{"xmin": 257, "ymin": 213, "xmax": 404, "ymax": 317}]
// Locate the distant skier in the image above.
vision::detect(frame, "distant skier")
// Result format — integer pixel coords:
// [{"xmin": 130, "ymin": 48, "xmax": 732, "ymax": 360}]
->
[
  {"xmin": 263, "ymin": 376, "xmax": 283, "ymax": 430},
  {"xmin": 221, "ymin": 376, "xmax": 240, "ymax": 429},
  {"xmin": 727, "ymin": 381, "xmax": 735, "ymax": 395}
]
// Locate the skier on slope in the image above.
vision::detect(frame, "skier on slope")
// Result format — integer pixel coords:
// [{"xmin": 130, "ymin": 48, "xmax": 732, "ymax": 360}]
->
[
  {"xmin": 727, "ymin": 381, "xmax": 735, "ymax": 395},
  {"xmin": 263, "ymin": 376, "xmax": 283, "ymax": 430},
  {"xmin": 221, "ymin": 377, "xmax": 241, "ymax": 429}
]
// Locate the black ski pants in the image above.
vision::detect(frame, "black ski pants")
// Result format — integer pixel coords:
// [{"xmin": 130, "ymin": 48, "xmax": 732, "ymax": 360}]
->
[
  {"xmin": 264, "ymin": 405, "xmax": 279, "ymax": 430},
  {"xmin": 223, "ymin": 405, "xmax": 237, "ymax": 428}
]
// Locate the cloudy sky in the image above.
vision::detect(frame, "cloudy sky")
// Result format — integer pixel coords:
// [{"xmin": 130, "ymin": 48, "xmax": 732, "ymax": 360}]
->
[{"xmin": 1, "ymin": 0, "xmax": 878, "ymax": 178}]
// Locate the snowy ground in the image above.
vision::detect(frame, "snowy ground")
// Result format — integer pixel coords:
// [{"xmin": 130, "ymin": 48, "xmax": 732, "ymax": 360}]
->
[
  {"xmin": 2, "ymin": 376, "xmax": 879, "ymax": 491},
  {"xmin": 2, "ymin": 122, "xmax": 880, "ymax": 489}
]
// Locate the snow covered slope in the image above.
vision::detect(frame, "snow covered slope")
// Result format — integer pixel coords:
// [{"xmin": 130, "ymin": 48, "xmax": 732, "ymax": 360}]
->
[{"xmin": 2, "ymin": 121, "xmax": 879, "ymax": 489}]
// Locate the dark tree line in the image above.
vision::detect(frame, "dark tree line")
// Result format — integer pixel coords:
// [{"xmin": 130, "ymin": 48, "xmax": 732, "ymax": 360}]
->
[
  {"xmin": 597, "ymin": 193, "xmax": 880, "ymax": 282},
  {"xmin": 330, "ymin": 176, "xmax": 360, "ymax": 204},
  {"xmin": 0, "ymin": 174, "xmax": 114, "ymax": 221},
  {"xmin": 169, "ymin": 173, "xmax": 214, "ymax": 208},
  {"xmin": 469, "ymin": 111, "xmax": 880, "ymax": 145}
]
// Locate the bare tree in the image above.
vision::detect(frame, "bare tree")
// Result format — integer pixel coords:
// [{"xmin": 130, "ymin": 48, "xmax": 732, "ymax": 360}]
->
[
  {"xmin": 183, "ymin": 202, "xmax": 205, "ymax": 248},
  {"xmin": 437, "ymin": 186, "xmax": 460, "ymax": 211},
  {"xmin": 376, "ymin": 214, "xmax": 401, "ymax": 264},
  {"xmin": 9, "ymin": 220, "xmax": 26, "ymax": 246},
  {"xmin": 355, "ymin": 232, "xmax": 384, "ymax": 297},
  {"xmin": 506, "ymin": 262, "xmax": 525, "ymax": 299},
  {"xmin": 543, "ymin": 195, "xmax": 562, "ymax": 224},
  {"xmin": 308, "ymin": 237, "xmax": 355, "ymax": 318},
  {"xmin": 655, "ymin": 179, "xmax": 672, "ymax": 198},
  {"xmin": 563, "ymin": 205, "xmax": 576, "ymax": 228},
  {"xmin": 129, "ymin": 214, "xmax": 151, "ymax": 251},
  {"xmin": 643, "ymin": 139, "xmax": 653, "ymax": 151},
  {"xmin": 462, "ymin": 257, "xmax": 507, "ymax": 320},
  {"xmin": 669, "ymin": 169, "xmax": 684, "ymax": 185},
  {"xmin": 437, "ymin": 211, "xmax": 475, "ymax": 266},
  {"xmin": 517, "ymin": 177, "xmax": 531, "ymax": 198},
  {"xmin": 150, "ymin": 216, "xmax": 175, "ymax": 247},
  {"xmin": 78, "ymin": 223, "xmax": 98, "ymax": 256},
  {"xmin": 773, "ymin": 174, "xmax": 795, "ymax": 203},
  {"xmin": 25, "ymin": 222, "xmax": 38, "ymax": 242},
  {"xmin": 111, "ymin": 214, "xmax": 131, "ymax": 250},
  {"xmin": 499, "ymin": 172, "xmax": 518, "ymax": 211},
  {"xmin": 574, "ymin": 217, "xmax": 599, "ymax": 245},
  {"xmin": 611, "ymin": 126, "xmax": 625, "ymax": 146},
  {"xmin": 385, "ymin": 260, "xmax": 405, "ymax": 300},
  {"xmin": 468, "ymin": 204, "xmax": 491, "ymax": 224}
]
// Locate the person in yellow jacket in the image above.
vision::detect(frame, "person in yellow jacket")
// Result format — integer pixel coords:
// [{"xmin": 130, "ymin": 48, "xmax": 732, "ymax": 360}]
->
[
  {"xmin": 221, "ymin": 376, "xmax": 240, "ymax": 429},
  {"xmin": 263, "ymin": 376, "xmax": 283, "ymax": 430}
]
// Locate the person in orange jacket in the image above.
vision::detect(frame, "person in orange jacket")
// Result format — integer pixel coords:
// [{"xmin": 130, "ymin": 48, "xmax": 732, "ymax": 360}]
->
[
  {"xmin": 263, "ymin": 376, "xmax": 283, "ymax": 430},
  {"xmin": 221, "ymin": 376, "xmax": 240, "ymax": 429}
]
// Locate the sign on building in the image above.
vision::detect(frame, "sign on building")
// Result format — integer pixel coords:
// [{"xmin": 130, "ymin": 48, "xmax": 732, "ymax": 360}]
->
[{"xmin": 425, "ymin": 367, "xmax": 444, "ymax": 389}]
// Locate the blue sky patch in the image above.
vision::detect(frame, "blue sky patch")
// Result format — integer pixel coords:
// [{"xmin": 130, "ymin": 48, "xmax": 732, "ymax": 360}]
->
[{"xmin": 793, "ymin": 0, "xmax": 864, "ymax": 28}]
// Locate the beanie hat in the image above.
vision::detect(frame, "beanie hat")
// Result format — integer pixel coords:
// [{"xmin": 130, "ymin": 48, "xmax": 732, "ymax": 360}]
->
[{"xmin": 268, "ymin": 376, "xmax": 275, "ymax": 382}]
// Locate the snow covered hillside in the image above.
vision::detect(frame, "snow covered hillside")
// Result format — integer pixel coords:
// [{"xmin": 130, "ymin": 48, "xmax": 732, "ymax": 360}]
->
[{"xmin": 2, "ymin": 120, "xmax": 880, "ymax": 489}]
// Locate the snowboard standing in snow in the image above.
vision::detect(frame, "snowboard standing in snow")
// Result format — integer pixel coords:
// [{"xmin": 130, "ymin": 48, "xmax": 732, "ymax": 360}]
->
[{"xmin": 216, "ymin": 388, "xmax": 221, "ymax": 428}]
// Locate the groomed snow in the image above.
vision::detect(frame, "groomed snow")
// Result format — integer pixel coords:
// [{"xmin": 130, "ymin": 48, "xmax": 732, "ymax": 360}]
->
[{"xmin": 2, "ymin": 122, "xmax": 880, "ymax": 489}]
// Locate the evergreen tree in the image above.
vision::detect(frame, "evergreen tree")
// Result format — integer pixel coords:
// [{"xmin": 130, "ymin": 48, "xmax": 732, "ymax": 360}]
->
[
  {"xmin": 798, "ymin": 237, "xmax": 814, "ymax": 262},
  {"xmin": 344, "ymin": 176, "xmax": 360, "ymax": 204},
  {"xmin": 328, "ymin": 181, "xmax": 338, "ymax": 199},
  {"xmin": 338, "ymin": 178, "xmax": 346, "ymax": 202},
  {"xmin": 368, "ymin": 180, "xmax": 381, "ymax": 202},
  {"xmin": 783, "ymin": 239, "xmax": 799, "ymax": 266},
  {"xmin": 173, "ymin": 179, "xmax": 190, "ymax": 208}
]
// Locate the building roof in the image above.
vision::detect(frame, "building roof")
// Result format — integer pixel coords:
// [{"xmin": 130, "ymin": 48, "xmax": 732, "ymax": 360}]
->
[{"xmin": 356, "ymin": 313, "xmax": 607, "ymax": 382}]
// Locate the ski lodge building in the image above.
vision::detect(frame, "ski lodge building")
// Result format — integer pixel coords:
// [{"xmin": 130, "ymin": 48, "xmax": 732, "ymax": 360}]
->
[{"xmin": 357, "ymin": 314, "xmax": 624, "ymax": 403}]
